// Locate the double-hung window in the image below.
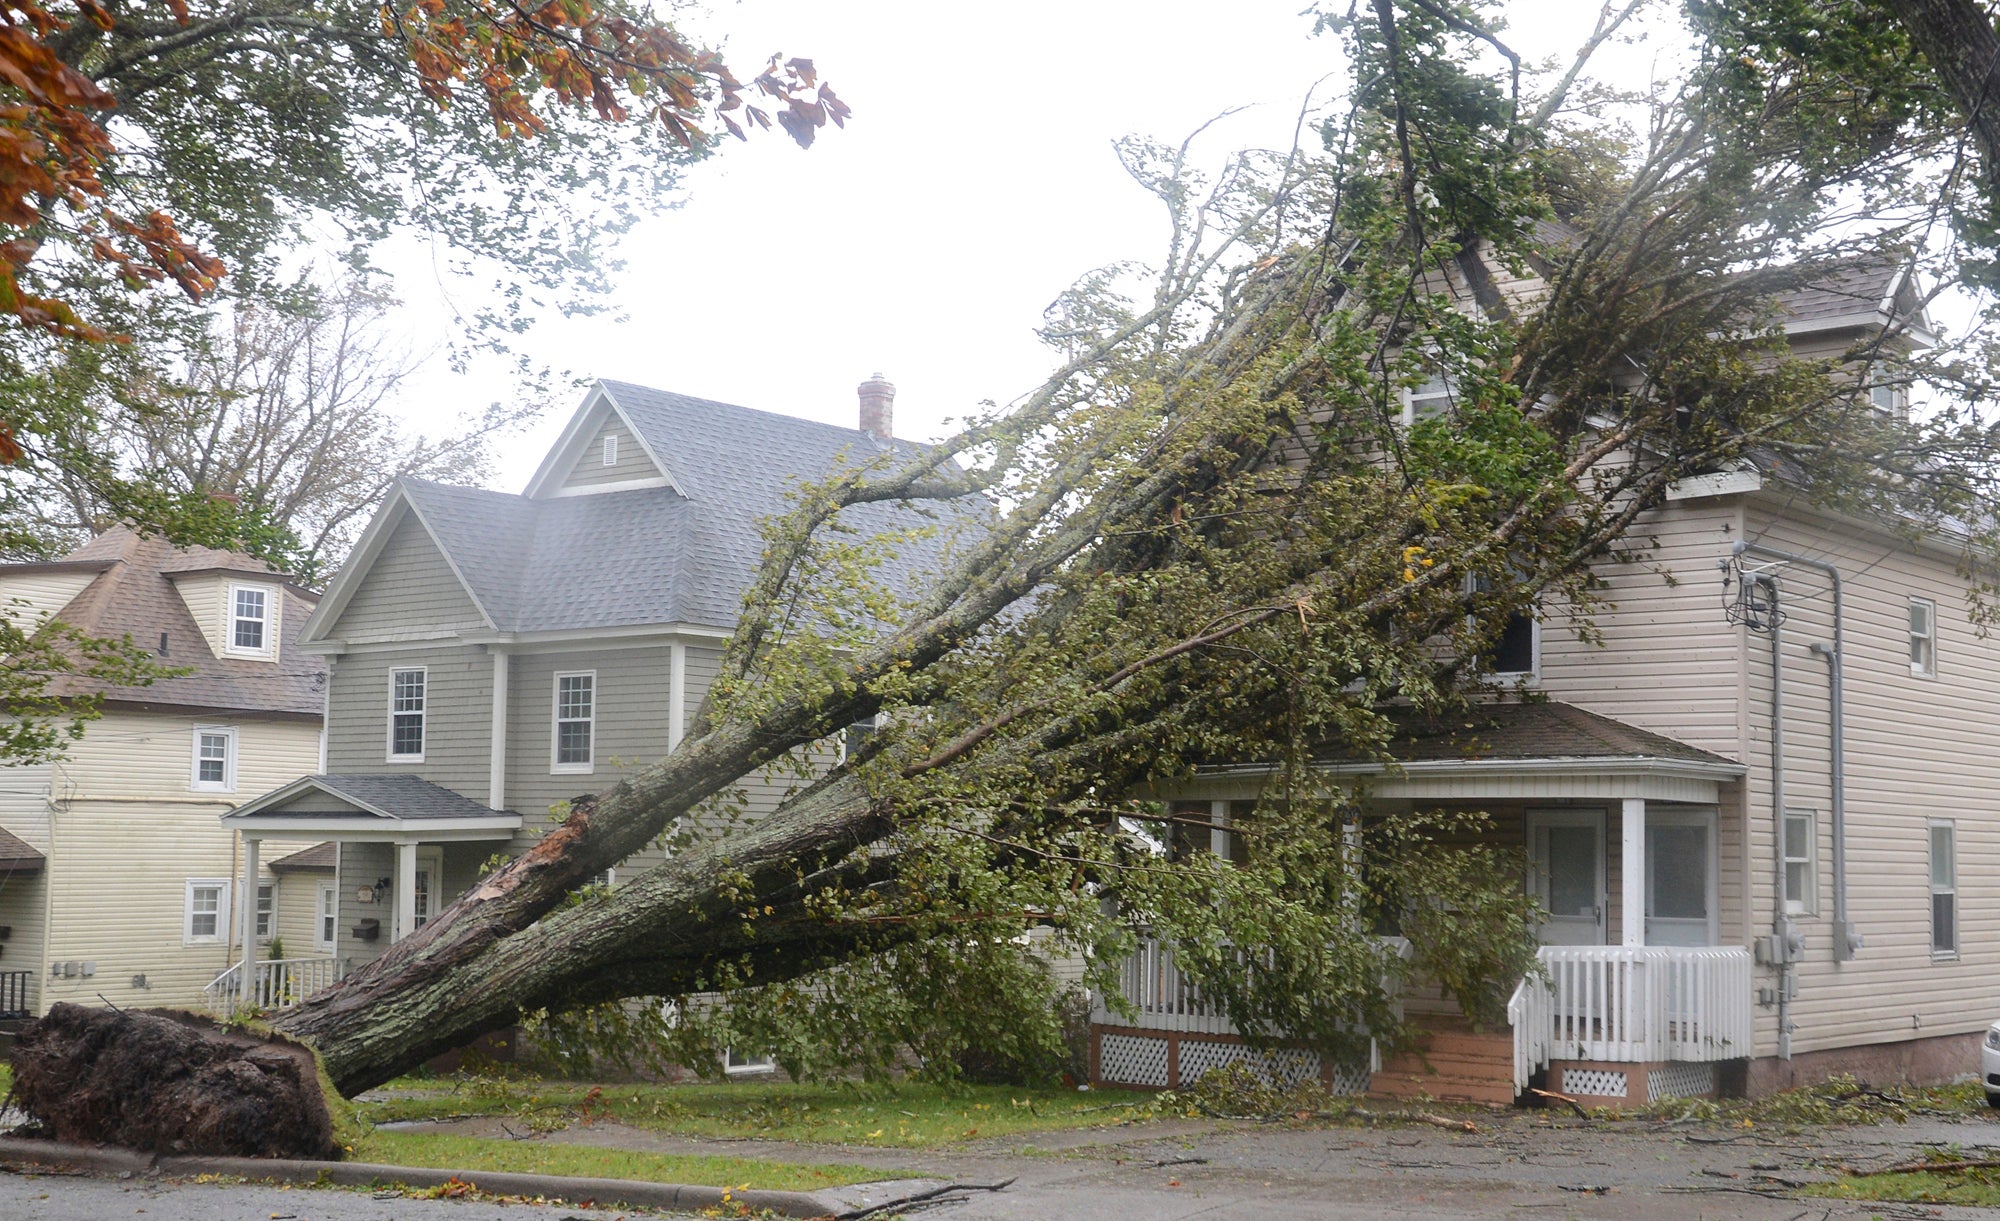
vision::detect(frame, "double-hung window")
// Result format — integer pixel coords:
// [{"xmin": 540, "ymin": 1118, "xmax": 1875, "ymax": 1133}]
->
[
  {"xmin": 255, "ymin": 882, "xmax": 275, "ymax": 941},
  {"xmin": 1403, "ymin": 368, "xmax": 1457, "ymax": 425},
  {"xmin": 228, "ymin": 584, "xmax": 271, "ymax": 655},
  {"xmin": 553, "ymin": 672, "xmax": 595, "ymax": 772},
  {"xmin": 1909, "ymin": 597, "xmax": 1936, "ymax": 677},
  {"xmin": 1931, "ymin": 820, "xmax": 1957, "ymax": 957},
  {"xmin": 191, "ymin": 726, "xmax": 236, "ymax": 792},
  {"xmin": 389, "ymin": 667, "xmax": 426, "ymax": 760},
  {"xmin": 184, "ymin": 879, "xmax": 229, "ymax": 943},
  {"xmin": 1782, "ymin": 809, "xmax": 1817, "ymax": 915},
  {"xmin": 1467, "ymin": 573, "xmax": 1537, "ymax": 677}
]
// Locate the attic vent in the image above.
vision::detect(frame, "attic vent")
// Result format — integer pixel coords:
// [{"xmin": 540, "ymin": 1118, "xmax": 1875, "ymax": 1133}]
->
[{"xmin": 602, "ymin": 433, "xmax": 618, "ymax": 466}]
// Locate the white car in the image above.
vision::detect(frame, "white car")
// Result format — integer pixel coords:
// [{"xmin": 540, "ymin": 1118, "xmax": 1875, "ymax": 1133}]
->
[{"xmin": 1985, "ymin": 1022, "xmax": 2000, "ymax": 1107}]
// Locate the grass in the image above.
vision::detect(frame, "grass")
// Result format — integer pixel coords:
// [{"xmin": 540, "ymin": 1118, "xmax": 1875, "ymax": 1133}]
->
[
  {"xmin": 348, "ymin": 1128, "xmax": 885, "ymax": 1192},
  {"xmin": 357, "ymin": 1076, "xmax": 1160, "ymax": 1149},
  {"xmin": 1805, "ymin": 1145, "xmax": 2000, "ymax": 1207},
  {"xmin": 1642, "ymin": 1074, "xmax": 1996, "ymax": 1129}
]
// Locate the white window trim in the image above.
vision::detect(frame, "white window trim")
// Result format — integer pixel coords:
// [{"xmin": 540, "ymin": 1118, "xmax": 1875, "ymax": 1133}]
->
[
  {"xmin": 602, "ymin": 432, "xmax": 619, "ymax": 466},
  {"xmin": 551, "ymin": 669, "xmax": 596, "ymax": 774},
  {"xmin": 184, "ymin": 878, "xmax": 230, "ymax": 945},
  {"xmin": 1782, "ymin": 808, "xmax": 1817, "ymax": 917},
  {"xmin": 1400, "ymin": 370, "xmax": 1458, "ymax": 426},
  {"xmin": 1466, "ymin": 574, "xmax": 1540, "ymax": 682},
  {"xmin": 224, "ymin": 581, "xmax": 277, "ymax": 659},
  {"xmin": 414, "ymin": 847, "xmax": 444, "ymax": 930},
  {"xmin": 723, "ymin": 1048, "xmax": 777, "ymax": 1076},
  {"xmin": 1909, "ymin": 596, "xmax": 1937, "ymax": 678},
  {"xmin": 387, "ymin": 666, "xmax": 427, "ymax": 762},
  {"xmin": 1930, "ymin": 818, "xmax": 1957, "ymax": 960},
  {"xmin": 190, "ymin": 725, "xmax": 238, "ymax": 793},
  {"xmin": 315, "ymin": 881, "xmax": 338, "ymax": 952},
  {"xmin": 255, "ymin": 880, "xmax": 276, "ymax": 942}
]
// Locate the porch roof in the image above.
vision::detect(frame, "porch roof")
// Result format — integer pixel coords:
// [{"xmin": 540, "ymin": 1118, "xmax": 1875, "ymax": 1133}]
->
[
  {"xmin": 1172, "ymin": 701, "xmax": 1744, "ymax": 804},
  {"xmin": 268, "ymin": 840, "xmax": 337, "ymax": 872},
  {"xmin": 221, "ymin": 774, "xmax": 522, "ymax": 841},
  {"xmin": 0, "ymin": 826, "xmax": 43, "ymax": 873}
]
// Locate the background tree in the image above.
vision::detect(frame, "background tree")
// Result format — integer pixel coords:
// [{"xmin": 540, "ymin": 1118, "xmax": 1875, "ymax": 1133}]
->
[
  {"xmin": 19, "ymin": 0, "xmax": 2000, "ymax": 1142},
  {"xmin": 0, "ymin": 279, "xmax": 538, "ymax": 581}
]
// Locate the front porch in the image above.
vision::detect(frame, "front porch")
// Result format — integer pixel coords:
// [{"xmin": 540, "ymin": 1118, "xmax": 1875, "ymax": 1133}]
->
[
  {"xmin": 217, "ymin": 774, "xmax": 522, "ymax": 1017},
  {"xmin": 1095, "ymin": 702, "xmax": 1757, "ymax": 1107},
  {"xmin": 1092, "ymin": 936, "xmax": 1754, "ymax": 1106}
]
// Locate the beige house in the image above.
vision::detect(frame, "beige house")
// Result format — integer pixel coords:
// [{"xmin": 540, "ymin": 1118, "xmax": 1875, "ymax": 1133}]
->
[
  {"xmin": 0, "ymin": 528, "xmax": 325, "ymax": 1021},
  {"xmin": 1090, "ymin": 261, "xmax": 1987, "ymax": 1105}
]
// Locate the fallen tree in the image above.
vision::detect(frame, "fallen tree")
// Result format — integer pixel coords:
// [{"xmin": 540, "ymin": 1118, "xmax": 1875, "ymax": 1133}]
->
[{"xmin": 17, "ymin": 0, "xmax": 2000, "ymax": 1147}]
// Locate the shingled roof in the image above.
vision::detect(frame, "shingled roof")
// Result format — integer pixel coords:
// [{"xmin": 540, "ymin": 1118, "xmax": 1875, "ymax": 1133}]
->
[
  {"xmin": 0, "ymin": 825, "xmax": 43, "ymax": 873},
  {"xmin": 11, "ymin": 525, "xmax": 322, "ymax": 716},
  {"xmin": 1322, "ymin": 701, "xmax": 1738, "ymax": 768},
  {"xmin": 363, "ymin": 380, "xmax": 978, "ymax": 635}
]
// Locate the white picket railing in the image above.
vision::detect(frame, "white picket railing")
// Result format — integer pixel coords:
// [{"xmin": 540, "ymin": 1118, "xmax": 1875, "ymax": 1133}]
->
[
  {"xmin": 205, "ymin": 956, "xmax": 348, "ymax": 1017},
  {"xmin": 1093, "ymin": 935, "xmax": 1412, "ymax": 1037},
  {"xmin": 1510, "ymin": 945, "xmax": 1754, "ymax": 1092}
]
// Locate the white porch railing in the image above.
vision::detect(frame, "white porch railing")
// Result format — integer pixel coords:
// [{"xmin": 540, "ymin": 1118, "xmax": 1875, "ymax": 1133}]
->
[
  {"xmin": 1508, "ymin": 945, "xmax": 1754, "ymax": 1093},
  {"xmin": 204, "ymin": 956, "xmax": 348, "ymax": 1017},
  {"xmin": 1092, "ymin": 935, "xmax": 1412, "ymax": 1037}
]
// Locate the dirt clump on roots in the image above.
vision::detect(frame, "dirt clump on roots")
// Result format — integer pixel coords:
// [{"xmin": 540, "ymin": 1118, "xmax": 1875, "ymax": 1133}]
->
[{"xmin": 7, "ymin": 1003, "xmax": 339, "ymax": 1159}]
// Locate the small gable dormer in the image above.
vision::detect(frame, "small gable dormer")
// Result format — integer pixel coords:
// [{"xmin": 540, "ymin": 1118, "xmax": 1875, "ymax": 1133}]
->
[
  {"xmin": 523, "ymin": 383, "xmax": 676, "ymax": 500},
  {"xmin": 162, "ymin": 567, "xmax": 282, "ymax": 663}
]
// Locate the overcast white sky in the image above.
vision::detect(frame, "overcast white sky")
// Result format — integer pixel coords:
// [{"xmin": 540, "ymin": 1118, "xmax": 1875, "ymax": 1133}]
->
[{"xmin": 385, "ymin": 1, "xmax": 1666, "ymax": 488}]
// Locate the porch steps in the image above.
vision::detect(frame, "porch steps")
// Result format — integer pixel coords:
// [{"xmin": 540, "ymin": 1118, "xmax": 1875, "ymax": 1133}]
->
[{"xmin": 1369, "ymin": 1018, "xmax": 1516, "ymax": 1107}]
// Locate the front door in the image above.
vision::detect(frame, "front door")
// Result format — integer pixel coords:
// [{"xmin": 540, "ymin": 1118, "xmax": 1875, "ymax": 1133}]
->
[
  {"xmin": 1645, "ymin": 811, "xmax": 1716, "ymax": 946},
  {"xmin": 1529, "ymin": 809, "xmax": 1605, "ymax": 945}
]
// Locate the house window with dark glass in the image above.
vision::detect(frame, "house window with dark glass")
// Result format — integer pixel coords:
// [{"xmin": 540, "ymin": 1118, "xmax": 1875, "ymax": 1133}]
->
[
  {"xmin": 1931, "ymin": 820, "xmax": 1957, "ymax": 957},
  {"xmin": 232, "ymin": 586, "xmax": 267, "ymax": 651},
  {"xmin": 1468, "ymin": 573, "xmax": 1536, "ymax": 676},
  {"xmin": 554, "ymin": 672, "xmax": 594, "ymax": 770},
  {"xmin": 390, "ymin": 668, "xmax": 426, "ymax": 759}
]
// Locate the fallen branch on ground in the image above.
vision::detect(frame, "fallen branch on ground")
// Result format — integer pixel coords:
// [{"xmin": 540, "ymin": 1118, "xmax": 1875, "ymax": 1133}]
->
[{"xmin": 1529, "ymin": 1087, "xmax": 1588, "ymax": 1120}]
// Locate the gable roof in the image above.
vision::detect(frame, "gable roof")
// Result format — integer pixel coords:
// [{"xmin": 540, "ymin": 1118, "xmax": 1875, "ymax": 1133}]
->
[
  {"xmin": 1771, "ymin": 257, "xmax": 1933, "ymax": 344},
  {"xmin": 312, "ymin": 380, "xmax": 977, "ymax": 640},
  {"xmin": 0, "ymin": 825, "xmax": 43, "ymax": 873},
  {"xmin": 4, "ymin": 525, "xmax": 323, "ymax": 717}
]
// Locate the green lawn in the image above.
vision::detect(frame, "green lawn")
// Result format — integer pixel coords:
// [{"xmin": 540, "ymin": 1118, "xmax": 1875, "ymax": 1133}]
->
[
  {"xmin": 358, "ymin": 1077, "xmax": 1158, "ymax": 1148},
  {"xmin": 350, "ymin": 1129, "xmax": 885, "ymax": 1191}
]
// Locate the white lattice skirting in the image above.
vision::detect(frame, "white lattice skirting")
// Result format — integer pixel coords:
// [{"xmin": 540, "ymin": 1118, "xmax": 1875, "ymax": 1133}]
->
[
  {"xmin": 1560, "ymin": 1067, "xmax": 1630, "ymax": 1099},
  {"xmin": 1647, "ymin": 1061, "xmax": 1718, "ymax": 1103},
  {"xmin": 1099, "ymin": 1034, "xmax": 1172, "ymax": 1087},
  {"xmin": 1097, "ymin": 1032, "xmax": 1370, "ymax": 1094}
]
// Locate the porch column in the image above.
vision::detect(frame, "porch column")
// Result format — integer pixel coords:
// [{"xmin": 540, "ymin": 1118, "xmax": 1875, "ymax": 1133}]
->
[
  {"xmin": 236, "ymin": 835, "xmax": 261, "ymax": 1012},
  {"xmin": 1621, "ymin": 798, "xmax": 1645, "ymax": 947},
  {"xmin": 394, "ymin": 840, "xmax": 418, "ymax": 942}
]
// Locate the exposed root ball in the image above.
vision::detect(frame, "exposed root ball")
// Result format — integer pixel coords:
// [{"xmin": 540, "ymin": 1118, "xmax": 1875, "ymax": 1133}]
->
[{"xmin": 8, "ymin": 1004, "xmax": 338, "ymax": 1159}]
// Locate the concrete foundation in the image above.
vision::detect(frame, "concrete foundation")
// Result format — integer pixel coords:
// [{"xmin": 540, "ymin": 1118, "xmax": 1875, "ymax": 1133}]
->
[{"xmin": 1747, "ymin": 1029, "xmax": 1981, "ymax": 1097}]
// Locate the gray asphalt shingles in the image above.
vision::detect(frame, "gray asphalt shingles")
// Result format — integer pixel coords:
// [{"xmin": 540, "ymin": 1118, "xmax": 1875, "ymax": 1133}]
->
[{"xmin": 399, "ymin": 379, "xmax": 970, "ymax": 633}]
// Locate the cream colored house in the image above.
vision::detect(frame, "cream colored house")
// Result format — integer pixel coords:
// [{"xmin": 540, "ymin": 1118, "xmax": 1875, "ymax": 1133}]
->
[
  {"xmin": 0, "ymin": 527, "xmax": 325, "ymax": 1019},
  {"xmin": 1091, "ymin": 261, "xmax": 1989, "ymax": 1105}
]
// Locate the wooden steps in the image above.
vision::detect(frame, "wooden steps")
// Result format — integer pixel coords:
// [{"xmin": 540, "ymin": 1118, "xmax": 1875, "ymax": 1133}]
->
[{"xmin": 1369, "ymin": 1018, "xmax": 1517, "ymax": 1107}]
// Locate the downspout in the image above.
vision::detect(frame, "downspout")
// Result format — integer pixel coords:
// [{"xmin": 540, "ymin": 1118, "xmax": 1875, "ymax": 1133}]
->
[
  {"xmin": 1735, "ymin": 540, "xmax": 1858, "ymax": 961},
  {"xmin": 1761, "ymin": 573, "xmax": 1793, "ymax": 1061}
]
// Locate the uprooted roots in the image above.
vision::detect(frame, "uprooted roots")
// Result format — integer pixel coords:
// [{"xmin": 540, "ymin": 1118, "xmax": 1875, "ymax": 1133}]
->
[{"xmin": 8, "ymin": 1003, "xmax": 339, "ymax": 1159}]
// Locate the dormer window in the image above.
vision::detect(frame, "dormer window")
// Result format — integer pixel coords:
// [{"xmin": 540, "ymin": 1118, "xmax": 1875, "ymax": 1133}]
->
[
  {"xmin": 226, "ymin": 582, "xmax": 276, "ymax": 657},
  {"xmin": 602, "ymin": 433, "xmax": 619, "ymax": 466}
]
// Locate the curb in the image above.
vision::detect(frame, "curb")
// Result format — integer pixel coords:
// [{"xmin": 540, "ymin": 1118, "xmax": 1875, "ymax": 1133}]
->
[{"xmin": 0, "ymin": 1137, "xmax": 842, "ymax": 1217}]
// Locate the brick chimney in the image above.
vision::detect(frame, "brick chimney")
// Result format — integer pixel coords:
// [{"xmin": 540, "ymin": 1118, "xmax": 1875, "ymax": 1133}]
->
[{"xmin": 857, "ymin": 372, "xmax": 895, "ymax": 441}]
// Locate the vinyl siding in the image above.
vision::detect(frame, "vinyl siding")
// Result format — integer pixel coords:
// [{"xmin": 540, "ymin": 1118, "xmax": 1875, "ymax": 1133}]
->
[
  {"xmin": 172, "ymin": 573, "xmax": 230, "ymax": 658},
  {"xmin": 270, "ymin": 869, "xmax": 335, "ymax": 960},
  {"xmin": 336, "ymin": 842, "xmax": 392, "ymax": 966},
  {"xmin": 0, "ymin": 869, "xmax": 46, "ymax": 1012},
  {"xmin": 0, "ymin": 570, "xmax": 96, "ymax": 629},
  {"xmin": 557, "ymin": 416, "xmax": 662, "ymax": 491},
  {"xmin": 30, "ymin": 712, "xmax": 322, "ymax": 1013},
  {"xmin": 325, "ymin": 647, "xmax": 493, "ymax": 798},
  {"xmin": 328, "ymin": 512, "xmax": 488, "ymax": 642},
  {"xmin": 1726, "ymin": 506, "xmax": 2000, "ymax": 1058}
]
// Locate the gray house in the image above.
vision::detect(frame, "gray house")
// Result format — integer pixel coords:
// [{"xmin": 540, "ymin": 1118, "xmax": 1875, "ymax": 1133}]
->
[{"xmin": 218, "ymin": 376, "xmax": 922, "ymax": 1007}]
